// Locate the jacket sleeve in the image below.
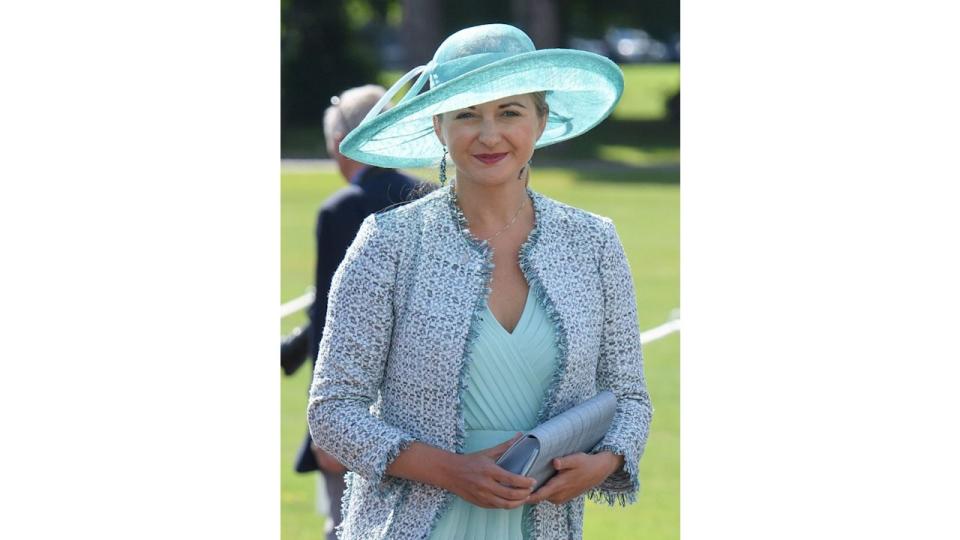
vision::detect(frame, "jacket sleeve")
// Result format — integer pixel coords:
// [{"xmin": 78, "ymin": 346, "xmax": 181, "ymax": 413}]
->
[
  {"xmin": 589, "ymin": 219, "xmax": 654, "ymax": 506},
  {"xmin": 307, "ymin": 213, "xmax": 416, "ymax": 487}
]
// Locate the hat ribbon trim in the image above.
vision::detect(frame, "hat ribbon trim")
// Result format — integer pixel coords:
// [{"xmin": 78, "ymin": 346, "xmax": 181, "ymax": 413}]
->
[
  {"xmin": 361, "ymin": 60, "xmax": 436, "ymax": 125},
  {"xmin": 429, "ymin": 52, "xmax": 514, "ymax": 87}
]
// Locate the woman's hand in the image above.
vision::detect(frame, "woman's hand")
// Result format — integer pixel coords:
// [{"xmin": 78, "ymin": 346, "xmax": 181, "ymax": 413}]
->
[
  {"xmin": 440, "ymin": 433, "xmax": 536, "ymax": 510},
  {"xmin": 526, "ymin": 451, "xmax": 624, "ymax": 505}
]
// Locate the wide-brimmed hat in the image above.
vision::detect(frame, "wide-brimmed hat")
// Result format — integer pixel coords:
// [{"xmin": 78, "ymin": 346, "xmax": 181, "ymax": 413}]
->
[{"xmin": 339, "ymin": 23, "xmax": 624, "ymax": 168}]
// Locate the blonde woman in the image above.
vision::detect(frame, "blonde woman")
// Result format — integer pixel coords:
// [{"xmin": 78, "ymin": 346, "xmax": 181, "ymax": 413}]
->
[{"xmin": 309, "ymin": 23, "xmax": 652, "ymax": 539}]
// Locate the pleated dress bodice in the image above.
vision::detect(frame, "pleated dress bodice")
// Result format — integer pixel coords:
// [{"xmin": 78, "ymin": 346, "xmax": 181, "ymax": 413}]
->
[{"xmin": 429, "ymin": 286, "xmax": 559, "ymax": 540}]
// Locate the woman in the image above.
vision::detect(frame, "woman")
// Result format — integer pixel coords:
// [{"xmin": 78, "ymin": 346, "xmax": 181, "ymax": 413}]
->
[{"xmin": 308, "ymin": 24, "xmax": 652, "ymax": 539}]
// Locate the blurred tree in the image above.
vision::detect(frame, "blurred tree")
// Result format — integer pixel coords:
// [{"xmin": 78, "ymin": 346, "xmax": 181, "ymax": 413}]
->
[
  {"xmin": 513, "ymin": 0, "xmax": 561, "ymax": 48},
  {"xmin": 444, "ymin": 1, "xmax": 510, "ymax": 39},
  {"xmin": 401, "ymin": 0, "xmax": 442, "ymax": 68},
  {"xmin": 281, "ymin": 0, "xmax": 380, "ymax": 128}
]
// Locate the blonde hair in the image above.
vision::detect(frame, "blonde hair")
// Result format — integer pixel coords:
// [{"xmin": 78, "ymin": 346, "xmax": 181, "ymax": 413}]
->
[{"xmin": 529, "ymin": 91, "xmax": 548, "ymax": 118}]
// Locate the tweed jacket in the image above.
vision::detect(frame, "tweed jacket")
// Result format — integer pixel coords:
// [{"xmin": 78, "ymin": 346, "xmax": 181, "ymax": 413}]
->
[{"xmin": 308, "ymin": 184, "xmax": 653, "ymax": 540}]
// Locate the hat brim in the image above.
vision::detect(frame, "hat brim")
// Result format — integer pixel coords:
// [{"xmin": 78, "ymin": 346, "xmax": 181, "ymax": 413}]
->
[{"xmin": 339, "ymin": 49, "xmax": 624, "ymax": 168}]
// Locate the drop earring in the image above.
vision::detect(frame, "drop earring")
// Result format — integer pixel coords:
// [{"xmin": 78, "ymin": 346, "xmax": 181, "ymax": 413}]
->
[
  {"xmin": 439, "ymin": 147, "xmax": 448, "ymax": 186},
  {"xmin": 519, "ymin": 159, "xmax": 532, "ymax": 187}
]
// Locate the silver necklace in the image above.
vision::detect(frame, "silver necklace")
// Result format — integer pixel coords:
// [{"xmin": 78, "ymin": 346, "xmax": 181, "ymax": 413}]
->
[
  {"xmin": 480, "ymin": 196, "xmax": 526, "ymax": 242},
  {"xmin": 450, "ymin": 181, "xmax": 528, "ymax": 246}
]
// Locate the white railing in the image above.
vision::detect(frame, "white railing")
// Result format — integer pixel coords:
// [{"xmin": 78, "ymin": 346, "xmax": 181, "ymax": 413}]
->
[
  {"xmin": 640, "ymin": 308, "xmax": 681, "ymax": 344},
  {"xmin": 280, "ymin": 288, "xmax": 315, "ymax": 318}
]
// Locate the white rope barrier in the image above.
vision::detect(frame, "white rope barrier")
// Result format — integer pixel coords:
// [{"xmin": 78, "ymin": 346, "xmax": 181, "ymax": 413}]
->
[{"xmin": 283, "ymin": 290, "xmax": 679, "ymax": 344}]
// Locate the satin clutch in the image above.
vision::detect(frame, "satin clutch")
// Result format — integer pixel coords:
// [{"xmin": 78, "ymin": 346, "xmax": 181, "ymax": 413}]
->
[{"xmin": 495, "ymin": 390, "xmax": 617, "ymax": 490}]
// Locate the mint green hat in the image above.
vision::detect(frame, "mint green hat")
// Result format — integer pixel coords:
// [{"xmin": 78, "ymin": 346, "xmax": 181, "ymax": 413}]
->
[{"xmin": 339, "ymin": 23, "xmax": 624, "ymax": 168}]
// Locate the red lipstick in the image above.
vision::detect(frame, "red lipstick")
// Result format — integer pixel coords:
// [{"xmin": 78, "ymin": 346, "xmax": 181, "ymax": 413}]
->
[{"xmin": 473, "ymin": 153, "xmax": 507, "ymax": 164}]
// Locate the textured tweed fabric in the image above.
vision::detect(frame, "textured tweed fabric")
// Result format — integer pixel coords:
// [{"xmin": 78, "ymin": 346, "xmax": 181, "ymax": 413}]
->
[{"xmin": 308, "ymin": 184, "xmax": 653, "ymax": 539}]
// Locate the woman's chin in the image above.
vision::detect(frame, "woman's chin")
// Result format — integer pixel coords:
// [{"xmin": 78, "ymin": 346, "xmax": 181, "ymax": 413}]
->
[{"xmin": 459, "ymin": 166, "xmax": 524, "ymax": 187}]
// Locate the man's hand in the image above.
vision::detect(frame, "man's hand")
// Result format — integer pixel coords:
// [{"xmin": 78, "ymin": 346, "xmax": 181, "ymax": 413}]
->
[
  {"xmin": 526, "ymin": 451, "xmax": 624, "ymax": 505},
  {"xmin": 310, "ymin": 442, "xmax": 347, "ymax": 474}
]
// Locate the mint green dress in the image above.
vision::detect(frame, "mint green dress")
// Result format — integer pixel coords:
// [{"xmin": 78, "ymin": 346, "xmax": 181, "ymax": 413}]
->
[{"xmin": 429, "ymin": 286, "xmax": 559, "ymax": 540}]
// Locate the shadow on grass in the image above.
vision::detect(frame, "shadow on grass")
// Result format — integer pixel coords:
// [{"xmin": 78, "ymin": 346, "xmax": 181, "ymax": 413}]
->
[{"xmin": 565, "ymin": 167, "xmax": 680, "ymax": 186}]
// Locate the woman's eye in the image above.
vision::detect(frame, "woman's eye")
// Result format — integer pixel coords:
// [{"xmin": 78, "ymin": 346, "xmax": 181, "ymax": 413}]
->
[
  {"xmin": 502, "ymin": 110, "xmax": 521, "ymax": 117},
  {"xmin": 455, "ymin": 112, "xmax": 475, "ymax": 119}
]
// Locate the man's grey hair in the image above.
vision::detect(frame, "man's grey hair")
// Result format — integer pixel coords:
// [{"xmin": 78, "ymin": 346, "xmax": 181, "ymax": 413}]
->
[{"xmin": 323, "ymin": 84, "xmax": 392, "ymax": 156}]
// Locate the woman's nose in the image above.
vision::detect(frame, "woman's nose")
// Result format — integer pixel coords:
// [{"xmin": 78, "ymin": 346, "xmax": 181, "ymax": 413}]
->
[{"xmin": 477, "ymin": 118, "xmax": 502, "ymax": 147}]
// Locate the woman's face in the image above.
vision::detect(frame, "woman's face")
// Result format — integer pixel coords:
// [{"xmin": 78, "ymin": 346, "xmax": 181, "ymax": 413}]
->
[{"xmin": 433, "ymin": 94, "xmax": 547, "ymax": 187}]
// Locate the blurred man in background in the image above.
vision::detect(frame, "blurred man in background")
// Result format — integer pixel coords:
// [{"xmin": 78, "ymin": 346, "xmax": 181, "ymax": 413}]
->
[{"xmin": 280, "ymin": 84, "xmax": 425, "ymax": 540}]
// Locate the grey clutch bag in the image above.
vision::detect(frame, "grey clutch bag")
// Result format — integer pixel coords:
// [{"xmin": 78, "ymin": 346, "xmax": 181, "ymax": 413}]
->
[{"xmin": 495, "ymin": 390, "xmax": 617, "ymax": 491}]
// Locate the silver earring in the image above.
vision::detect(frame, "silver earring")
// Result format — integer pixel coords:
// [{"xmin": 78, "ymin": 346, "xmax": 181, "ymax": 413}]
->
[{"xmin": 439, "ymin": 147, "xmax": 448, "ymax": 186}]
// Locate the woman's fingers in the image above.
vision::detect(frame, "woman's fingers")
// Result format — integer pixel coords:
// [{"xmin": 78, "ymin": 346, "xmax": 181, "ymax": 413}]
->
[
  {"xmin": 552, "ymin": 452, "xmax": 587, "ymax": 471},
  {"xmin": 491, "ymin": 466, "xmax": 536, "ymax": 490},
  {"xmin": 528, "ymin": 454, "xmax": 605, "ymax": 504},
  {"xmin": 486, "ymin": 479, "xmax": 532, "ymax": 502},
  {"xmin": 463, "ymin": 477, "xmax": 530, "ymax": 509},
  {"xmin": 486, "ymin": 463, "xmax": 535, "ymax": 502},
  {"xmin": 527, "ymin": 476, "xmax": 562, "ymax": 504}
]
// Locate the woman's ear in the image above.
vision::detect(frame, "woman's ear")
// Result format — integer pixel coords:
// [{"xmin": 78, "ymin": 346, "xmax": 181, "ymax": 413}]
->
[
  {"xmin": 432, "ymin": 115, "xmax": 445, "ymax": 146},
  {"xmin": 537, "ymin": 112, "xmax": 547, "ymax": 139}
]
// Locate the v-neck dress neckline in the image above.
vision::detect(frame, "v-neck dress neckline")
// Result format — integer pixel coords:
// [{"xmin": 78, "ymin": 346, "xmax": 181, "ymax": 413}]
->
[{"xmin": 485, "ymin": 286, "xmax": 535, "ymax": 337}]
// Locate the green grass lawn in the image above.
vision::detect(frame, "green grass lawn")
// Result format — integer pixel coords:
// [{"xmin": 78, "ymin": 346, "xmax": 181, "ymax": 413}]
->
[
  {"xmin": 614, "ymin": 64, "xmax": 681, "ymax": 121},
  {"xmin": 281, "ymin": 166, "xmax": 679, "ymax": 539}
]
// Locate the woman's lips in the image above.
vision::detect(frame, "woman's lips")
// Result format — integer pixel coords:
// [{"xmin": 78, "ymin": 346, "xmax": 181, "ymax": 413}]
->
[{"xmin": 473, "ymin": 153, "xmax": 508, "ymax": 165}]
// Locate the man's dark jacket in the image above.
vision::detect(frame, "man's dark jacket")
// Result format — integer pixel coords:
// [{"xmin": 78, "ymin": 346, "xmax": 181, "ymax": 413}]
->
[{"xmin": 282, "ymin": 166, "xmax": 424, "ymax": 472}]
